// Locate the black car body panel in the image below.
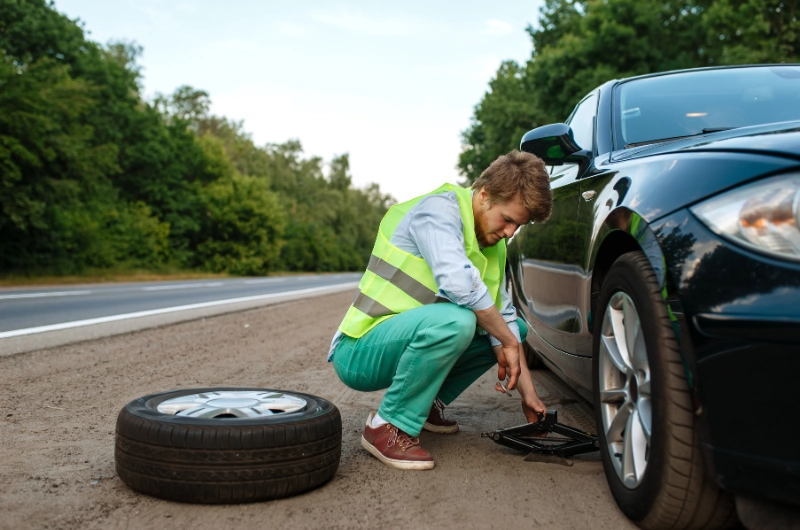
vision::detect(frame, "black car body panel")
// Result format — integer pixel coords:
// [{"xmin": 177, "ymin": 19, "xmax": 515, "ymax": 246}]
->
[
  {"xmin": 508, "ymin": 65, "xmax": 800, "ymax": 507},
  {"xmin": 653, "ymin": 210, "xmax": 800, "ymax": 506}
]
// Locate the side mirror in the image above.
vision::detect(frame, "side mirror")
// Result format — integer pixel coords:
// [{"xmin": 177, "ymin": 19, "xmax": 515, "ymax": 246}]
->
[{"xmin": 520, "ymin": 123, "xmax": 591, "ymax": 165}]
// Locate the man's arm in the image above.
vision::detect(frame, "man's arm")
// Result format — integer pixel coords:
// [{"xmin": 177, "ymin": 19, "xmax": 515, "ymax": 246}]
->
[
  {"xmin": 515, "ymin": 342, "xmax": 547, "ymax": 421},
  {"xmin": 473, "ymin": 304, "xmax": 519, "ymax": 382},
  {"xmin": 481, "ymin": 271, "xmax": 546, "ymax": 418},
  {"xmin": 486, "ymin": 272, "xmax": 521, "ymax": 347},
  {"xmin": 476, "ymin": 305, "xmax": 547, "ymax": 419}
]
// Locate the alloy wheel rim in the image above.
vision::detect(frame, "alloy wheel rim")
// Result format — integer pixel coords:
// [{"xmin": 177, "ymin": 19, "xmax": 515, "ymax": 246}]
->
[
  {"xmin": 156, "ymin": 390, "xmax": 307, "ymax": 419},
  {"xmin": 598, "ymin": 292, "xmax": 652, "ymax": 488}
]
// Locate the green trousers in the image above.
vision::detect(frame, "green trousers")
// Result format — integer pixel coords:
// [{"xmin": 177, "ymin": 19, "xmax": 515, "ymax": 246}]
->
[{"xmin": 331, "ymin": 303, "xmax": 528, "ymax": 437}]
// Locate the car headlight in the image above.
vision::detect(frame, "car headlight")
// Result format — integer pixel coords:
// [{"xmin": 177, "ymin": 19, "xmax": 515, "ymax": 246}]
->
[{"xmin": 691, "ymin": 173, "xmax": 800, "ymax": 261}]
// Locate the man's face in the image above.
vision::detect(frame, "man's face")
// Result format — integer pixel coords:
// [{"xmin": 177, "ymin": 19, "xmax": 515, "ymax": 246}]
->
[{"xmin": 473, "ymin": 187, "xmax": 530, "ymax": 247}]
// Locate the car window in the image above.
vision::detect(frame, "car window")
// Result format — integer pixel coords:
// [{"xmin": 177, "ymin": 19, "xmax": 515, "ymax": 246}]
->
[
  {"xmin": 567, "ymin": 93, "xmax": 598, "ymax": 152},
  {"xmin": 615, "ymin": 66, "xmax": 800, "ymax": 148}
]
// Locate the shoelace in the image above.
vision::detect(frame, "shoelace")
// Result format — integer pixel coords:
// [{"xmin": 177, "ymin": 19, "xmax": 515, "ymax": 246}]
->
[
  {"xmin": 432, "ymin": 398, "xmax": 447, "ymax": 421},
  {"xmin": 386, "ymin": 424, "xmax": 420, "ymax": 450}
]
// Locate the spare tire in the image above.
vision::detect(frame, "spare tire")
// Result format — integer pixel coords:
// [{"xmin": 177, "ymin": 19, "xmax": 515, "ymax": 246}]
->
[{"xmin": 115, "ymin": 387, "xmax": 342, "ymax": 504}]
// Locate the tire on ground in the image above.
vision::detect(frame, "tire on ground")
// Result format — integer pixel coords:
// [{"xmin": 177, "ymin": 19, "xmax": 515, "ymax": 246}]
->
[
  {"xmin": 592, "ymin": 252, "xmax": 737, "ymax": 529},
  {"xmin": 115, "ymin": 387, "xmax": 342, "ymax": 504}
]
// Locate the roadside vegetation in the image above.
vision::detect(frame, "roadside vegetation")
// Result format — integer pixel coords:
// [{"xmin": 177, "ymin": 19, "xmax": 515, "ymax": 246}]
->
[
  {"xmin": 0, "ymin": 0, "xmax": 393, "ymax": 281},
  {"xmin": 459, "ymin": 0, "xmax": 799, "ymax": 183},
  {"xmin": 2, "ymin": 1, "xmax": 797, "ymax": 282}
]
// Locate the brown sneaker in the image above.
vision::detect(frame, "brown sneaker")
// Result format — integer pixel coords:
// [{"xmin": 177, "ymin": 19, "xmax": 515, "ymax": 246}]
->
[
  {"xmin": 360, "ymin": 412, "xmax": 434, "ymax": 470},
  {"xmin": 422, "ymin": 398, "xmax": 459, "ymax": 434}
]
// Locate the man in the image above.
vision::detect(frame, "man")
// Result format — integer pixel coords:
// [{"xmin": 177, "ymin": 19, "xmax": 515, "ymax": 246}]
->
[{"xmin": 327, "ymin": 150, "xmax": 553, "ymax": 470}]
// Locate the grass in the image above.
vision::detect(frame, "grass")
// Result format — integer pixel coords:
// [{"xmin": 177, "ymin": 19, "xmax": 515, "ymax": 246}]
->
[{"xmin": 0, "ymin": 268, "xmax": 350, "ymax": 288}]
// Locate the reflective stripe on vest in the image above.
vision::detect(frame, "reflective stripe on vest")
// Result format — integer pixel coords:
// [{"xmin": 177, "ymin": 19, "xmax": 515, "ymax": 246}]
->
[{"xmin": 338, "ymin": 183, "xmax": 506, "ymax": 338}]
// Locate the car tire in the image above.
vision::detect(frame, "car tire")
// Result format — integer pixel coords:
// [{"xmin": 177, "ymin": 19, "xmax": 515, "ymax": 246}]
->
[
  {"xmin": 115, "ymin": 387, "xmax": 342, "ymax": 504},
  {"xmin": 592, "ymin": 252, "xmax": 737, "ymax": 529}
]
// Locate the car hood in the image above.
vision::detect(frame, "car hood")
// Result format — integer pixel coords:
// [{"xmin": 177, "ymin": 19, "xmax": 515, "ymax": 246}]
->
[{"xmin": 613, "ymin": 121, "xmax": 800, "ymax": 162}]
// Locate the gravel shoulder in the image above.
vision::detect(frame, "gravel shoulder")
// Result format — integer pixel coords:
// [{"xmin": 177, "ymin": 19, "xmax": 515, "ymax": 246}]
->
[{"xmin": 0, "ymin": 291, "xmax": 634, "ymax": 530}]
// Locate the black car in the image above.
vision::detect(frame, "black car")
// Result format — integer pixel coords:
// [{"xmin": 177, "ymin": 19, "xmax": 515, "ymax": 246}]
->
[{"xmin": 510, "ymin": 64, "xmax": 800, "ymax": 528}]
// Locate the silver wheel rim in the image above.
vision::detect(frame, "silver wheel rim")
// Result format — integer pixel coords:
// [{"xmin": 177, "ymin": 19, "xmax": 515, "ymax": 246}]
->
[
  {"xmin": 156, "ymin": 390, "xmax": 307, "ymax": 419},
  {"xmin": 598, "ymin": 292, "xmax": 652, "ymax": 488}
]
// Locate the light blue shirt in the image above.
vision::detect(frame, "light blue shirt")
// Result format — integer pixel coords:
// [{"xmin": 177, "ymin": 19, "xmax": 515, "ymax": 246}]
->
[{"xmin": 328, "ymin": 190, "xmax": 521, "ymax": 360}]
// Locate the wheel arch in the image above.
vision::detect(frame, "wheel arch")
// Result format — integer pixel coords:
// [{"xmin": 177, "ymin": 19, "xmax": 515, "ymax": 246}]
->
[
  {"xmin": 590, "ymin": 229, "xmax": 641, "ymax": 323},
  {"xmin": 588, "ymin": 208, "xmax": 695, "ymax": 392},
  {"xmin": 588, "ymin": 208, "xmax": 669, "ymax": 324}
]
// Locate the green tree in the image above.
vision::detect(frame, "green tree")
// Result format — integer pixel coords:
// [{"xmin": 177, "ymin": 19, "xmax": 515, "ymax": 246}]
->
[
  {"xmin": 528, "ymin": 0, "xmax": 710, "ymax": 123},
  {"xmin": 196, "ymin": 174, "xmax": 286, "ymax": 275},
  {"xmin": 0, "ymin": 1, "xmax": 194, "ymax": 273},
  {"xmin": 0, "ymin": 0, "xmax": 86, "ymax": 68},
  {"xmin": 1, "ymin": 0, "xmax": 393, "ymax": 277},
  {"xmin": 458, "ymin": 0, "xmax": 798, "ymax": 183},
  {"xmin": 704, "ymin": 0, "xmax": 799, "ymax": 63},
  {"xmin": 0, "ymin": 51, "xmax": 117, "ymax": 271},
  {"xmin": 459, "ymin": 61, "xmax": 542, "ymax": 183},
  {"xmin": 155, "ymin": 85, "xmax": 211, "ymax": 127}
]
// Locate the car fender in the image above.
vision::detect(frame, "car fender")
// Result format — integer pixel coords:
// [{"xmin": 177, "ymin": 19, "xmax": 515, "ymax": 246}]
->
[
  {"xmin": 588, "ymin": 206, "xmax": 696, "ymax": 394},
  {"xmin": 596, "ymin": 151, "xmax": 798, "ymax": 223}
]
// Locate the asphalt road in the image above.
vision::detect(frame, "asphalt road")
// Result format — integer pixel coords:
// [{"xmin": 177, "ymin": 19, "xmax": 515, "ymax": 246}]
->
[
  {"xmin": 0, "ymin": 274, "xmax": 361, "ymax": 334},
  {"xmin": 0, "ymin": 290, "xmax": 635, "ymax": 529}
]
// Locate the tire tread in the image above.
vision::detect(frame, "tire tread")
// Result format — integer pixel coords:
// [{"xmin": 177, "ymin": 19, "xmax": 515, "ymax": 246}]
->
[
  {"xmin": 114, "ymin": 389, "xmax": 342, "ymax": 504},
  {"xmin": 594, "ymin": 252, "xmax": 737, "ymax": 529}
]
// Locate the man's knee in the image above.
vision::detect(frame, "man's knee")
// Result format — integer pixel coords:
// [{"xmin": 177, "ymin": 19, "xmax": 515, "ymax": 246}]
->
[{"xmin": 428, "ymin": 304, "xmax": 476, "ymax": 350}]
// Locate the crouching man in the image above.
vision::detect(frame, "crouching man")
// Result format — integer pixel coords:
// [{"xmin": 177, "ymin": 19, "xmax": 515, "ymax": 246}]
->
[{"xmin": 327, "ymin": 150, "xmax": 553, "ymax": 469}]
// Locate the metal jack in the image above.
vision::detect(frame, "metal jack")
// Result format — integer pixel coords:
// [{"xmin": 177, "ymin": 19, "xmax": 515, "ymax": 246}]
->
[{"xmin": 481, "ymin": 410, "xmax": 599, "ymax": 458}]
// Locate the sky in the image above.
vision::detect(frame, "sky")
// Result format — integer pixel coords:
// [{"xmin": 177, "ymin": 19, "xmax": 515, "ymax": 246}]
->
[{"xmin": 53, "ymin": 1, "xmax": 543, "ymax": 202}]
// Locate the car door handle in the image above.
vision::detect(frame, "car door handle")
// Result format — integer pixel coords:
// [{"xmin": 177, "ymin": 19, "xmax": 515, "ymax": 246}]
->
[{"xmin": 582, "ymin": 191, "xmax": 596, "ymax": 201}]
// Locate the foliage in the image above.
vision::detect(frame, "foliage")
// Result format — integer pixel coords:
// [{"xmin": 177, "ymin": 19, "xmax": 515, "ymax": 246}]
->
[
  {"xmin": 195, "ymin": 174, "xmax": 285, "ymax": 276},
  {"xmin": 0, "ymin": 0, "xmax": 393, "ymax": 277},
  {"xmin": 459, "ymin": 0, "xmax": 799, "ymax": 183},
  {"xmin": 0, "ymin": 50, "xmax": 118, "ymax": 272},
  {"xmin": 263, "ymin": 145, "xmax": 391, "ymax": 272},
  {"xmin": 459, "ymin": 61, "xmax": 542, "ymax": 182},
  {"xmin": 704, "ymin": 0, "xmax": 799, "ymax": 64}
]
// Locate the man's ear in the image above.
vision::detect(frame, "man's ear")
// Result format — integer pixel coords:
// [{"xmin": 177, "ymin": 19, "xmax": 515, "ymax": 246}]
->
[{"xmin": 478, "ymin": 186, "xmax": 489, "ymax": 205}]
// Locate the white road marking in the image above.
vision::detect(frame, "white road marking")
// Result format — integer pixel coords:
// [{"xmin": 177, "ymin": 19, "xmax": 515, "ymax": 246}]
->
[
  {"xmin": 0, "ymin": 282, "xmax": 359, "ymax": 339},
  {"xmin": 142, "ymin": 282, "xmax": 225, "ymax": 291},
  {"xmin": 0, "ymin": 290, "xmax": 92, "ymax": 300},
  {"xmin": 244, "ymin": 278, "xmax": 287, "ymax": 284}
]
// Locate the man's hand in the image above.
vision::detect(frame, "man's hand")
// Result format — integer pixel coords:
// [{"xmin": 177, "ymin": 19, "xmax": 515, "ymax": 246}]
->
[
  {"xmin": 474, "ymin": 306, "xmax": 520, "ymax": 385},
  {"xmin": 517, "ymin": 343, "xmax": 546, "ymax": 421},
  {"xmin": 521, "ymin": 391, "xmax": 547, "ymax": 423},
  {"xmin": 495, "ymin": 343, "xmax": 547, "ymax": 422},
  {"xmin": 474, "ymin": 306, "xmax": 547, "ymax": 422},
  {"xmin": 493, "ymin": 342, "xmax": 521, "ymax": 390}
]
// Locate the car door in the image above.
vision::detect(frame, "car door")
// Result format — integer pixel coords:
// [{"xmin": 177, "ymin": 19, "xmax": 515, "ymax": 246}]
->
[{"xmin": 512, "ymin": 92, "xmax": 598, "ymax": 353}]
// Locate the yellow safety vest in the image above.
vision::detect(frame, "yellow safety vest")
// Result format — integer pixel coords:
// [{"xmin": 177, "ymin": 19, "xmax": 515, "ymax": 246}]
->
[{"xmin": 338, "ymin": 183, "xmax": 506, "ymax": 338}]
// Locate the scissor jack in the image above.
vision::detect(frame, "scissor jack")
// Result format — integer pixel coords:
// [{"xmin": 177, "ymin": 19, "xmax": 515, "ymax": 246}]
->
[{"xmin": 481, "ymin": 410, "xmax": 599, "ymax": 458}]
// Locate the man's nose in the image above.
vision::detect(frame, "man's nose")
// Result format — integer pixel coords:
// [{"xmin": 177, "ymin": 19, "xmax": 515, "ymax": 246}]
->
[{"xmin": 503, "ymin": 224, "xmax": 518, "ymax": 238}]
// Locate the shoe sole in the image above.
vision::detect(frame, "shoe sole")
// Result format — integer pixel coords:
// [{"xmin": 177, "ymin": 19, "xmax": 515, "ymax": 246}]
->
[
  {"xmin": 360, "ymin": 436, "xmax": 435, "ymax": 470},
  {"xmin": 422, "ymin": 421, "xmax": 459, "ymax": 434}
]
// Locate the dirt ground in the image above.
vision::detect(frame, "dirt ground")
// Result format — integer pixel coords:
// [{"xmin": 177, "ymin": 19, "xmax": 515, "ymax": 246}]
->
[{"xmin": 0, "ymin": 291, "xmax": 635, "ymax": 530}]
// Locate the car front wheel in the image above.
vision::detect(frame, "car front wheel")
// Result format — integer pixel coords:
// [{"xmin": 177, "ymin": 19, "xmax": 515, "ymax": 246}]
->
[{"xmin": 592, "ymin": 252, "xmax": 736, "ymax": 529}]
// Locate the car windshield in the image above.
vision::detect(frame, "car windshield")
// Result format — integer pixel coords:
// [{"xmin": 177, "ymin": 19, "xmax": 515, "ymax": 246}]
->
[{"xmin": 615, "ymin": 66, "xmax": 800, "ymax": 148}]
